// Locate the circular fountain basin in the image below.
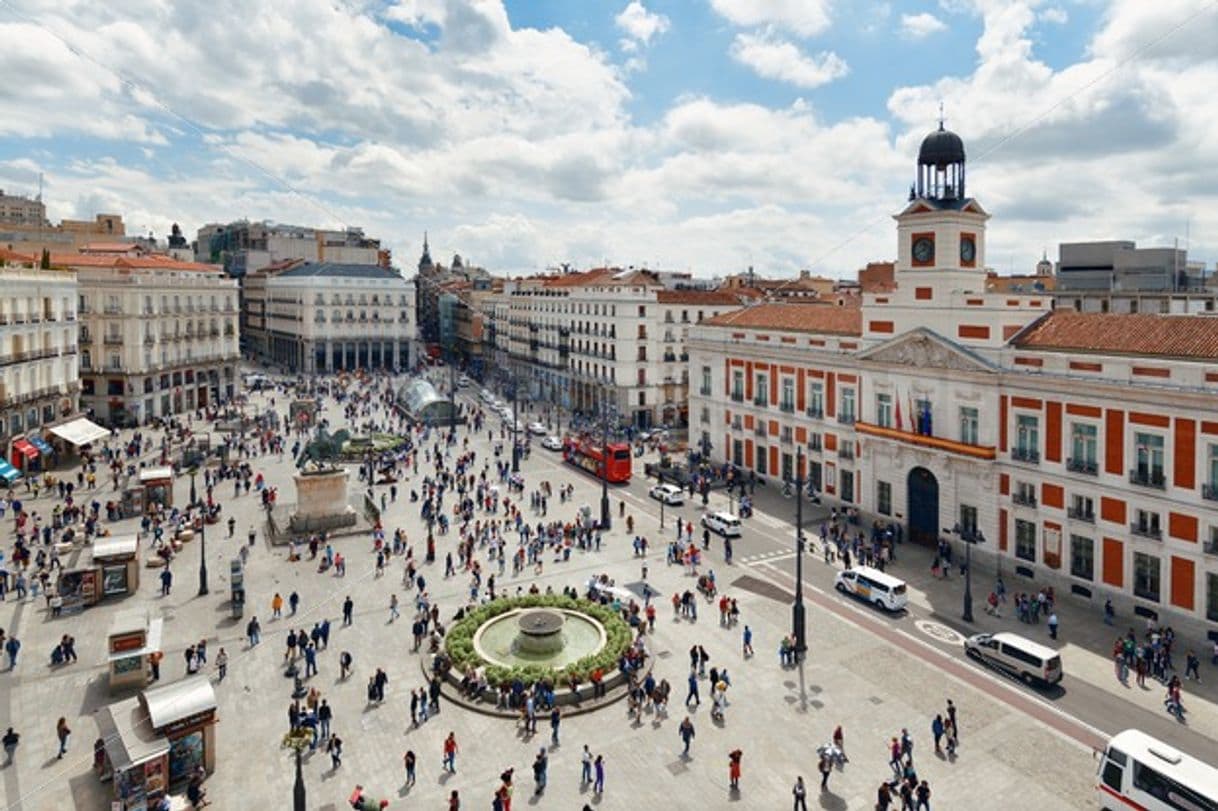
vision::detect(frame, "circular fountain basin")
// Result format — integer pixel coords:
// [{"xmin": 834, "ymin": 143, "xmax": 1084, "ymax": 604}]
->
[{"xmin": 473, "ymin": 608, "xmax": 606, "ymax": 670}]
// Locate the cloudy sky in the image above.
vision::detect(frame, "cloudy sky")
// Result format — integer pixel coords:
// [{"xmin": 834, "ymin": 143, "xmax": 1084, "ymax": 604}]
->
[{"xmin": 1, "ymin": 0, "xmax": 1216, "ymax": 278}]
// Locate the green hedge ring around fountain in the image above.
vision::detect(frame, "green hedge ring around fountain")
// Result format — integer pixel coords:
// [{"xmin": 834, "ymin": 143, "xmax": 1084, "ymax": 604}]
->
[{"xmin": 445, "ymin": 594, "xmax": 633, "ymax": 687}]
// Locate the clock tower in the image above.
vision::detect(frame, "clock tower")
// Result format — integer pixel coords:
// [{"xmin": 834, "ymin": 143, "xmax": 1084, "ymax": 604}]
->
[{"xmin": 893, "ymin": 121, "xmax": 989, "ymax": 296}]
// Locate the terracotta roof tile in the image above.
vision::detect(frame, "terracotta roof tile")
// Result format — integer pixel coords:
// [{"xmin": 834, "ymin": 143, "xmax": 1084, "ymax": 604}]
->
[
  {"xmin": 655, "ymin": 290, "xmax": 743, "ymax": 306},
  {"xmin": 0, "ymin": 248, "xmax": 35, "ymax": 264},
  {"xmin": 50, "ymin": 253, "xmax": 221, "ymax": 272},
  {"xmin": 1012, "ymin": 311, "xmax": 1218, "ymax": 360},
  {"xmin": 701, "ymin": 301, "xmax": 862, "ymax": 336}
]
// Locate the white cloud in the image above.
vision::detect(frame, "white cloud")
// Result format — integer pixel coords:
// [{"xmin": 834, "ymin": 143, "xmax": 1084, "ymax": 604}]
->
[
  {"xmin": 615, "ymin": 1, "xmax": 670, "ymax": 47},
  {"xmin": 900, "ymin": 12, "xmax": 948, "ymax": 39},
  {"xmin": 1039, "ymin": 7, "xmax": 1068, "ymax": 25},
  {"xmin": 709, "ymin": 0, "xmax": 832, "ymax": 37},
  {"xmin": 729, "ymin": 30, "xmax": 848, "ymax": 88}
]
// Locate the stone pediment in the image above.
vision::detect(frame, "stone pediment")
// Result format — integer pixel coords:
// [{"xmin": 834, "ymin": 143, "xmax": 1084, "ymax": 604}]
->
[{"xmin": 856, "ymin": 328, "xmax": 996, "ymax": 373}]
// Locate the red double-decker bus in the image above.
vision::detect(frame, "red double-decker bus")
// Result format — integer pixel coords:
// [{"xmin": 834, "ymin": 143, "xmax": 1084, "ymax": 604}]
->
[{"xmin": 562, "ymin": 437, "xmax": 632, "ymax": 483}]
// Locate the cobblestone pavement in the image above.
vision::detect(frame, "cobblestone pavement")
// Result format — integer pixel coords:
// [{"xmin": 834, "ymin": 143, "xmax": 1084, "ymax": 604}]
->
[{"xmin": 0, "ymin": 374, "xmax": 1103, "ymax": 810}]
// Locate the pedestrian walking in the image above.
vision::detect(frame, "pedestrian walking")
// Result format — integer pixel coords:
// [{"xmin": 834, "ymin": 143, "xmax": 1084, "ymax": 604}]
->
[
  {"xmin": 246, "ymin": 616, "xmax": 261, "ymax": 647},
  {"xmin": 832, "ymin": 724, "xmax": 847, "ymax": 760},
  {"xmin": 549, "ymin": 706, "xmax": 561, "ymax": 745},
  {"xmin": 580, "ymin": 745, "xmax": 592, "ymax": 785},
  {"xmin": 728, "ymin": 748, "xmax": 742, "ymax": 790},
  {"xmin": 818, "ymin": 753, "xmax": 832, "ymax": 789},
  {"xmin": 532, "ymin": 747, "xmax": 548, "ymax": 795},
  {"xmin": 448, "ymin": 789, "xmax": 460, "ymax": 811},
  {"xmin": 289, "ymin": 591, "xmax": 300, "ymax": 615},
  {"xmin": 679, "ymin": 716, "xmax": 695, "ymax": 756},
  {"xmin": 149, "ymin": 649, "xmax": 163, "ymax": 681},
  {"xmin": 945, "ymin": 700, "xmax": 958, "ymax": 741},
  {"xmin": 389, "ymin": 594, "xmax": 400, "ymax": 622},
  {"xmin": 442, "ymin": 731, "xmax": 458, "ymax": 772},
  {"xmin": 403, "ymin": 749, "xmax": 417, "ymax": 786},
  {"xmin": 1185, "ymin": 650, "xmax": 1201, "ymax": 682},
  {"xmin": 272, "ymin": 592, "xmax": 283, "ymax": 618},
  {"xmin": 215, "ymin": 648, "xmax": 228, "ymax": 681},
  {"xmin": 2, "ymin": 727, "xmax": 18, "ymax": 765},
  {"xmin": 742, "ymin": 625, "xmax": 753, "ymax": 657},
  {"xmin": 593, "ymin": 754, "xmax": 604, "ymax": 795},
  {"xmin": 318, "ymin": 700, "xmax": 332, "ymax": 739},
  {"xmin": 931, "ymin": 715, "xmax": 944, "ymax": 753},
  {"xmin": 1048, "ymin": 612, "xmax": 1059, "ymax": 640},
  {"xmin": 915, "ymin": 780, "xmax": 932, "ymax": 811},
  {"xmin": 342, "ymin": 596, "xmax": 354, "ymax": 625},
  {"xmin": 327, "ymin": 734, "xmax": 342, "ymax": 770},
  {"xmin": 339, "ymin": 650, "xmax": 352, "ymax": 680},
  {"xmin": 685, "ymin": 669, "xmax": 699, "ymax": 707},
  {"xmin": 794, "ymin": 775, "xmax": 809, "ymax": 809},
  {"xmin": 159, "ymin": 568, "xmax": 172, "ymax": 596},
  {"xmin": 55, "ymin": 717, "xmax": 70, "ymax": 758}
]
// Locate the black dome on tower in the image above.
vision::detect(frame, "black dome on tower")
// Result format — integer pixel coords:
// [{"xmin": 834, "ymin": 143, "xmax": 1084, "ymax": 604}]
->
[
  {"xmin": 918, "ymin": 123, "xmax": 965, "ymax": 167},
  {"xmin": 912, "ymin": 120, "xmax": 966, "ymax": 202}
]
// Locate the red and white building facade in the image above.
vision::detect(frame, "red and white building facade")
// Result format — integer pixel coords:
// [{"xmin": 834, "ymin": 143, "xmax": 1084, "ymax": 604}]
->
[{"xmin": 689, "ymin": 125, "xmax": 1218, "ymax": 629}]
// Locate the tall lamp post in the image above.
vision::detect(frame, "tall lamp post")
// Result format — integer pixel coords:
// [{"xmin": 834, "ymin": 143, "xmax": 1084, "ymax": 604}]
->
[
  {"xmin": 792, "ymin": 447, "xmax": 807, "ymax": 660},
  {"xmin": 511, "ymin": 364, "xmax": 521, "ymax": 474},
  {"xmin": 599, "ymin": 385, "xmax": 612, "ymax": 531},
  {"xmin": 952, "ymin": 523, "xmax": 983, "ymax": 623},
  {"xmin": 188, "ymin": 466, "xmax": 208, "ymax": 596}
]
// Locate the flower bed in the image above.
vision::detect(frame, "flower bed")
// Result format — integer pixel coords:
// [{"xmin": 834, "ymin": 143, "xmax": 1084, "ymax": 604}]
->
[{"xmin": 445, "ymin": 594, "xmax": 632, "ymax": 687}]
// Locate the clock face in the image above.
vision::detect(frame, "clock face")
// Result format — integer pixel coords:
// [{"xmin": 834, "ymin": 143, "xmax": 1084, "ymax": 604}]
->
[
  {"xmin": 960, "ymin": 236, "xmax": 976, "ymax": 264},
  {"xmin": 912, "ymin": 237, "xmax": 934, "ymax": 265}
]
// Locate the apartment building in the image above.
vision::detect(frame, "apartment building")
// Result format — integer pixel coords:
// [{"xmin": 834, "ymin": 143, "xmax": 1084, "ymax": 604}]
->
[
  {"xmin": 0, "ymin": 252, "xmax": 79, "ymax": 468},
  {"xmin": 62, "ymin": 254, "xmax": 240, "ymax": 424},
  {"xmin": 486, "ymin": 269, "xmax": 743, "ymax": 428},
  {"xmin": 689, "ymin": 123, "xmax": 1218, "ymax": 629},
  {"xmin": 242, "ymin": 262, "xmax": 415, "ymax": 373}
]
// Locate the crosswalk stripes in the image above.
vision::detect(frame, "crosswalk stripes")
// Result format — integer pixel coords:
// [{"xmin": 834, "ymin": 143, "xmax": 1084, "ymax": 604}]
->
[{"xmin": 739, "ymin": 549, "xmax": 798, "ymax": 564}]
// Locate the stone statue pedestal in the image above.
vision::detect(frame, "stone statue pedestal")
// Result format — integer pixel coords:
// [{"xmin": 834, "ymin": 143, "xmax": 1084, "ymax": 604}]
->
[{"xmin": 289, "ymin": 467, "xmax": 357, "ymax": 533}]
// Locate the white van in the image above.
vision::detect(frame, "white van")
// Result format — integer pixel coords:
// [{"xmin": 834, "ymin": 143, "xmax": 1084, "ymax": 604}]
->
[
  {"xmin": 964, "ymin": 631, "xmax": 1063, "ymax": 686},
  {"xmin": 701, "ymin": 511, "xmax": 742, "ymax": 537},
  {"xmin": 833, "ymin": 566, "xmax": 908, "ymax": 612}
]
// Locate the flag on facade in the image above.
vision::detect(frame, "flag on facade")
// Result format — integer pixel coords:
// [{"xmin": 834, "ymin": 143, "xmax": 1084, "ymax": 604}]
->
[{"xmin": 894, "ymin": 389, "xmax": 903, "ymax": 431}]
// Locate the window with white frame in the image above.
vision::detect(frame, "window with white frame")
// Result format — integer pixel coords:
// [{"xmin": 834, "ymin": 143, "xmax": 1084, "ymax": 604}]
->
[
  {"xmin": 1014, "ymin": 519, "xmax": 1036, "ymax": 562},
  {"xmin": 959, "ymin": 406, "xmax": 979, "ymax": 445},
  {"xmin": 807, "ymin": 382, "xmax": 823, "ymax": 417},
  {"xmin": 875, "ymin": 393, "xmax": 892, "ymax": 428}
]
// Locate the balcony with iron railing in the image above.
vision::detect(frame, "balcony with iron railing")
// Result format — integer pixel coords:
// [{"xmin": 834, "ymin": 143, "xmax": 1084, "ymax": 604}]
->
[
  {"xmin": 103, "ymin": 334, "xmax": 124, "ymax": 345},
  {"xmin": 1130, "ymin": 521, "xmax": 1162, "ymax": 540},
  {"xmin": 806, "ymin": 406, "xmax": 823, "ymax": 419},
  {"xmin": 1066, "ymin": 457, "xmax": 1098, "ymax": 475},
  {"xmin": 731, "ymin": 391, "xmax": 744, "ymax": 403},
  {"xmin": 780, "ymin": 430, "xmax": 794, "ymax": 445},
  {"xmin": 1204, "ymin": 540, "xmax": 1218, "ymax": 556},
  {"xmin": 104, "ymin": 305, "xmax": 122, "ymax": 315},
  {"xmin": 731, "ymin": 418, "xmax": 743, "ymax": 431},
  {"xmin": 1067, "ymin": 506, "xmax": 1095, "ymax": 523},
  {"xmin": 837, "ymin": 413, "xmax": 856, "ymax": 426},
  {"xmin": 699, "ymin": 386, "xmax": 712, "ymax": 397},
  {"xmin": 808, "ymin": 438, "xmax": 822, "ymax": 452},
  {"xmin": 1012, "ymin": 491, "xmax": 1037, "ymax": 507},
  {"xmin": 779, "ymin": 401, "xmax": 795, "ymax": 414},
  {"xmin": 1011, "ymin": 446, "xmax": 1040, "ymax": 463},
  {"xmin": 753, "ymin": 395, "xmax": 768, "ymax": 407},
  {"xmin": 754, "ymin": 424, "xmax": 767, "ymax": 437},
  {"xmin": 1128, "ymin": 469, "xmax": 1166, "ymax": 490},
  {"xmin": 1203, "ymin": 483, "xmax": 1218, "ymax": 502}
]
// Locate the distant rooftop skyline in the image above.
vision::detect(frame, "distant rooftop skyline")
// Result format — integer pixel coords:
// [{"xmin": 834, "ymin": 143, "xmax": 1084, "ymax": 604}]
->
[{"xmin": 0, "ymin": 0, "xmax": 1215, "ymax": 278}]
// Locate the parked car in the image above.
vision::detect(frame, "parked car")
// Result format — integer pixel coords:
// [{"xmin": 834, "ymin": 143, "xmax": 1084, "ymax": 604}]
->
[
  {"xmin": 648, "ymin": 483, "xmax": 685, "ymax": 505},
  {"xmin": 527, "ymin": 421, "xmax": 547, "ymax": 435},
  {"xmin": 541, "ymin": 435, "xmax": 563, "ymax": 451}
]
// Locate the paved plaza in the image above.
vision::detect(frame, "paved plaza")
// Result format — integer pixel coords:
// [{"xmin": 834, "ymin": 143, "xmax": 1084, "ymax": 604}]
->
[{"xmin": 0, "ymin": 371, "xmax": 1213, "ymax": 810}]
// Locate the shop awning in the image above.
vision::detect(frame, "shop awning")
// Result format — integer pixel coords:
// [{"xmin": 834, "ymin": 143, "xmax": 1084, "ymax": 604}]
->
[
  {"xmin": 0, "ymin": 460, "xmax": 21, "ymax": 482},
  {"xmin": 29, "ymin": 436, "xmax": 52, "ymax": 455},
  {"xmin": 12, "ymin": 439, "xmax": 37, "ymax": 459},
  {"xmin": 48, "ymin": 417, "xmax": 110, "ymax": 447},
  {"xmin": 96, "ymin": 696, "xmax": 170, "ymax": 772},
  {"xmin": 142, "ymin": 676, "xmax": 216, "ymax": 730}
]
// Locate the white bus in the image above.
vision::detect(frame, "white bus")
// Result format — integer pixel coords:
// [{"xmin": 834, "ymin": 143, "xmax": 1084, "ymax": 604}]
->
[{"xmin": 1096, "ymin": 729, "xmax": 1218, "ymax": 811}]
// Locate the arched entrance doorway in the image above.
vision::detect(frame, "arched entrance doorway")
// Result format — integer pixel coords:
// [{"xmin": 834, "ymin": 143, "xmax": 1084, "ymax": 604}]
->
[{"xmin": 907, "ymin": 467, "xmax": 940, "ymax": 546}]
